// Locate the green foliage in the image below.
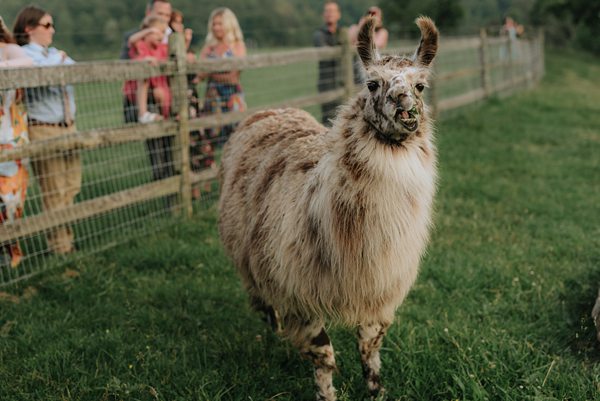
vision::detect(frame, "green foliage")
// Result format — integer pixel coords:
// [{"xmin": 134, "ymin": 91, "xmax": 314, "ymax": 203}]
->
[
  {"xmin": 380, "ymin": 0, "xmax": 464, "ymax": 37},
  {"xmin": 1, "ymin": 0, "xmax": 373, "ymax": 59},
  {"xmin": 1, "ymin": 50, "xmax": 599, "ymax": 400},
  {"xmin": 532, "ymin": 0, "xmax": 600, "ymax": 54}
]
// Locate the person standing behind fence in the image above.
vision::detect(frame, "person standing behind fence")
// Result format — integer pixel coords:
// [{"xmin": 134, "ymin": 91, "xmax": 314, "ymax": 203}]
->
[
  {"xmin": 120, "ymin": 0, "xmax": 172, "ymax": 123},
  {"xmin": 122, "ymin": 2, "xmax": 175, "ymax": 188},
  {"xmin": 198, "ymin": 7, "xmax": 246, "ymax": 144},
  {"xmin": 348, "ymin": 7, "xmax": 389, "ymax": 84},
  {"xmin": 128, "ymin": 16, "xmax": 172, "ymax": 122},
  {"xmin": 0, "ymin": 16, "xmax": 33, "ymax": 267},
  {"xmin": 171, "ymin": 10, "xmax": 215, "ymax": 199},
  {"xmin": 348, "ymin": 7, "xmax": 388, "ymax": 49},
  {"xmin": 13, "ymin": 6, "xmax": 80, "ymax": 255},
  {"xmin": 313, "ymin": 1, "xmax": 342, "ymax": 126}
]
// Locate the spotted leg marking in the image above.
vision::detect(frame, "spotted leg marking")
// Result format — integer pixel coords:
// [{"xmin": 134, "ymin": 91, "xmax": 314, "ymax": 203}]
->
[
  {"xmin": 286, "ymin": 317, "xmax": 337, "ymax": 401},
  {"xmin": 358, "ymin": 322, "xmax": 390, "ymax": 398}
]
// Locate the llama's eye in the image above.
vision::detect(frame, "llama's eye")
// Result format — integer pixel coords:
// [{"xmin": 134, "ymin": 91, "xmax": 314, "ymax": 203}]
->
[
  {"xmin": 415, "ymin": 83, "xmax": 425, "ymax": 92},
  {"xmin": 367, "ymin": 81, "xmax": 379, "ymax": 92}
]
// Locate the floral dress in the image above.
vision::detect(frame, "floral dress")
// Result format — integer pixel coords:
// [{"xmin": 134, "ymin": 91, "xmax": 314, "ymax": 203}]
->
[
  {"xmin": 0, "ymin": 86, "xmax": 29, "ymax": 268},
  {"xmin": 202, "ymin": 46, "xmax": 246, "ymax": 145}
]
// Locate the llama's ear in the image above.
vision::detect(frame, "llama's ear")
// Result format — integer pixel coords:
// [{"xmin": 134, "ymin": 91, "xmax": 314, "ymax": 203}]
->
[
  {"xmin": 357, "ymin": 17, "xmax": 377, "ymax": 67},
  {"xmin": 413, "ymin": 16, "xmax": 439, "ymax": 67}
]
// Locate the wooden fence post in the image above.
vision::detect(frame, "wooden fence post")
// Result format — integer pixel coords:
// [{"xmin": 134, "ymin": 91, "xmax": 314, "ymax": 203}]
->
[
  {"xmin": 340, "ymin": 28, "xmax": 355, "ymax": 101},
  {"xmin": 169, "ymin": 32, "xmax": 193, "ymax": 218},
  {"xmin": 479, "ymin": 28, "xmax": 491, "ymax": 98}
]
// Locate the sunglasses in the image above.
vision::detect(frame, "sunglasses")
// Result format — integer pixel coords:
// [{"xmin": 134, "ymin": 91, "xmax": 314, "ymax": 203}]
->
[{"xmin": 37, "ymin": 22, "xmax": 55, "ymax": 30}]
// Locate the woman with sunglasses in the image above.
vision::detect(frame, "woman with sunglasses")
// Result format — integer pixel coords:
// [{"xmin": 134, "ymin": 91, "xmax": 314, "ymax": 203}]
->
[
  {"xmin": 0, "ymin": 16, "xmax": 33, "ymax": 267},
  {"xmin": 13, "ymin": 6, "xmax": 81, "ymax": 255}
]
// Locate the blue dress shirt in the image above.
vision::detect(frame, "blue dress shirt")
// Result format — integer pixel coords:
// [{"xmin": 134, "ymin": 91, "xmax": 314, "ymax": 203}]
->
[{"xmin": 22, "ymin": 43, "xmax": 76, "ymax": 123}]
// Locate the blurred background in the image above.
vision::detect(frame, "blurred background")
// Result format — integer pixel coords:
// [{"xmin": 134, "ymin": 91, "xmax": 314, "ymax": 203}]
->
[{"xmin": 1, "ymin": 0, "xmax": 599, "ymax": 60}]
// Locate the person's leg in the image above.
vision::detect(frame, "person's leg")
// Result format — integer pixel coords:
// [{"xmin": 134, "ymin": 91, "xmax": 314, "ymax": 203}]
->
[
  {"xmin": 123, "ymin": 96, "xmax": 138, "ymax": 124},
  {"xmin": 29, "ymin": 125, "xmax": 72, "ymax": 254},
  {"xmin": 61, "ymin": 124, "xmax": 81, "ymax": 252},
  {"xmin": 137, "ymin": 80, "xmax": 149, "ymax": 118},
  {"xmin": 152, "ymin": 86, "xmax": 171, "ymax": 119}
]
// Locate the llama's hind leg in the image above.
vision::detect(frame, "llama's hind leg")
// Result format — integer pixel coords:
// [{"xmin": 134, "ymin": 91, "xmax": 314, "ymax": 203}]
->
[
  {"xmin": 285, "ymin": 317, "xmax": 337, "ymax": 401},
  {"xmin": 357, "ymin": 322, "xmax": 391, "ymax": 398}
]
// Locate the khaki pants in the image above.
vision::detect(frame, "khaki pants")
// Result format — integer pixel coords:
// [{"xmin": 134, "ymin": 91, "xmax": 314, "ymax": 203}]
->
[{"xmin": 29, "ymin": 124, "xmax": 81, "ymax": 254}]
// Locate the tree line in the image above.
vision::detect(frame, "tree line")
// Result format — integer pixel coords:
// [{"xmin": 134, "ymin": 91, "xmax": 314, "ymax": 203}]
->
[{"xmin": 1, "ymin": 0, "xmax": 597, "ymax": 60}]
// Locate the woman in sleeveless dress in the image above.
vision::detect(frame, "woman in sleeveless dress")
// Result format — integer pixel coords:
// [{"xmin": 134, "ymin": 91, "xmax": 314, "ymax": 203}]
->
[
  {"xmin": 0, "ymin": 16, "xmax": 33, "ymax": 267},
  {"xmin": 198, "ymin": 8, "xmax": 246, "ymax": 145}
]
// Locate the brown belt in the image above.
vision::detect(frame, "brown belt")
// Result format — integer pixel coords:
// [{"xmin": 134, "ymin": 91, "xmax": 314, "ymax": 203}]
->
[{"xmin": 28, "ymin": 119, "xmax": 73, "ymax": 128}]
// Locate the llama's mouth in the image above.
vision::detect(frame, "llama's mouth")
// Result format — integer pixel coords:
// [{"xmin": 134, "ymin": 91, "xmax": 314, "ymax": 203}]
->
[{"xmin": 395, "ymin": 108, "xmax": 419, "ymax": 131}]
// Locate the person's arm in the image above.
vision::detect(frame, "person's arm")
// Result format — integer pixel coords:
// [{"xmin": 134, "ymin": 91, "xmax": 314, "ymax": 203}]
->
[
  {"xmin": 0, "ymin": 44, "xmax": 33, "ymax": 68},
  {"xmin": 374, "ymin": 28, "xmax": 389, "ymax": 49},
  {"xmin": 184, "ymin": 28, "xmax": 193, "ymax": 50},
  {"xmin": 128, "ymin": 28, "xmax": 156, "ymax": 46},
  {"xmin": 347, "ymin": 24, "xmax": 360, "ymax": 46},
  {"xmin": 196, "ymin": 45, "xmax": 212, "ymax": 81}
]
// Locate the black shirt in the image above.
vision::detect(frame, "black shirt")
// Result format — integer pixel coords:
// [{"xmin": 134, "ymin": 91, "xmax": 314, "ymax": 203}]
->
[{"xmin": 313, "ymin": 25, "xmax": 342, "ymax": 91}]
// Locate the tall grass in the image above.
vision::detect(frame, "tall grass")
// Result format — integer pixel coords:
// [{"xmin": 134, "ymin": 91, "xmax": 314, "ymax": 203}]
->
[{"xmin": 1, "ymin": 49, "xmax": 599, "ymax": 401}]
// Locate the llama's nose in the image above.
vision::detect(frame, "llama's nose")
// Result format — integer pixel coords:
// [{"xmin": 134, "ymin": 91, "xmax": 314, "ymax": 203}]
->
[{"xmin": 387, "ymin": 91, "xmax": 413, "ymax": 111}]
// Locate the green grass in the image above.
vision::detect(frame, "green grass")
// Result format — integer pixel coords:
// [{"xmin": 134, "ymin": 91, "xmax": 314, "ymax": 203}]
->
[{"xmin": 1, "ymin": 49, "xmax": 599, "ymax": 400}]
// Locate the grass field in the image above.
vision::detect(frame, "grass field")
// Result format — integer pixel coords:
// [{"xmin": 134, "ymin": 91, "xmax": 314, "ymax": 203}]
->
[{"xmin": 1, "ymin": 49, "xmax": 599, "ymax": 400}]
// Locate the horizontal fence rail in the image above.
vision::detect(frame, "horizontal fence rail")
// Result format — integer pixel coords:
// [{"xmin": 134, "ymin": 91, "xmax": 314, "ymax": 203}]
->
[{"xmin": 0, "ymin": 30, "xmax": 544, "ymax": 286}]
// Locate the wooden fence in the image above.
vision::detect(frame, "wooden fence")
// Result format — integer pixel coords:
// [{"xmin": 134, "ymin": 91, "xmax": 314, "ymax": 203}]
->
[{"xmin": 0, "ymin": 29, "xmax": 544, "ymax": 286}]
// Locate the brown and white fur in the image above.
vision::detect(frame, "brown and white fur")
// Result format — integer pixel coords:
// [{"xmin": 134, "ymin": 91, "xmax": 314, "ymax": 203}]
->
[{"xmin": 219, "ymin": 17, "xmax": 439, "ymax": 401}]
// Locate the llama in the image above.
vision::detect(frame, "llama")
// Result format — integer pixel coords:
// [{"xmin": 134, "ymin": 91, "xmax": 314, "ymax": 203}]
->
[{"xmin": 218, "ymin": 17, "xmax": 439, "ymax": 400}]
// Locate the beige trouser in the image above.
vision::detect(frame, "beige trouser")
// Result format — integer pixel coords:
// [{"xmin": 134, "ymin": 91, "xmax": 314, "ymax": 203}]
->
[{"xmin": 28, "ymin": 124, "xmax": 81, "ymax": 254}]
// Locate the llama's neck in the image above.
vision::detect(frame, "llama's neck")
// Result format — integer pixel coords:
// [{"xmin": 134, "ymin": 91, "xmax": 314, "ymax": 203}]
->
[
  {"xmin": 304, "ymin": 94, "xmax": 436, "ymax": 267},
  {"xmin": 321, "ymin": 94, "xmax": 435, "ymax": 190}
]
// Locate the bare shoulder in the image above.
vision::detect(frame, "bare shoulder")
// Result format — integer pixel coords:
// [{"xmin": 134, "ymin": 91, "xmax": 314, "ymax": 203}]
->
[{"xmin": 232, "ymin": 41, "xmax": 246, "ymax": 57}]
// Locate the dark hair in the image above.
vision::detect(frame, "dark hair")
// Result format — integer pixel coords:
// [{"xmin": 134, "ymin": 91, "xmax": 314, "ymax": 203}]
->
[
  {"xmin": 148, "ymin": 0, "xmax": 171, "ymax": 10},
  {"xmin": 170, "ymin": 9, "xmax": 183, "ymax": 25},
  {"xmin": 0, "ymin": 16, "xmax": 15, "ymax": 44},
  {"xmin": 12, "ymin": 5, "xmax": 48, "ymax": 46}
]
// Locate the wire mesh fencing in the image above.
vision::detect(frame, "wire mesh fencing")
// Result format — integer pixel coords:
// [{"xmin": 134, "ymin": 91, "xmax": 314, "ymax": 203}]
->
[{"xmin": 0, "ymin": 29, "xmax": 544, "ymax": 286}]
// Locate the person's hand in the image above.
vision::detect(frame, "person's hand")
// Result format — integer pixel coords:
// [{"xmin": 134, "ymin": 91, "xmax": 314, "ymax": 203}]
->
[
  {"xmin": 59, "ymin": 50, "xmax": 68, "ymax": 62},
  {"xmin": 143, "ymin": 56, "xmax": 159, "ymax": 66}
]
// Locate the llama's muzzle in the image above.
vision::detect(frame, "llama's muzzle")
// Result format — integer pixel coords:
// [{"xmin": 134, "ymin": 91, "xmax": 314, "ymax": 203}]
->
[{"xmin": 394, "ymin": 107, "xmax": 419, "ymax": 132}]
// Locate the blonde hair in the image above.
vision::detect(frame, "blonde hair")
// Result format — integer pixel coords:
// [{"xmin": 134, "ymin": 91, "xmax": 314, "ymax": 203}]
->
[
  {"xmin": 141, "ymin": 15, "xmax": 168, "ymax": 31},
  {"xmin": 205, "ymin": 7, "xmax": 244, "ymax": 46}
]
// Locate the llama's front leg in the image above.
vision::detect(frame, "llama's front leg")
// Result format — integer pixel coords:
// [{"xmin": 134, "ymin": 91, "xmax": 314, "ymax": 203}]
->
[
  {"xmin": 286, "ymin": 318, "xmax": 337, "ymax": 401},
  {"xmin": 357, "ymin": 322, "xmax": 390, "ymax": 398}
]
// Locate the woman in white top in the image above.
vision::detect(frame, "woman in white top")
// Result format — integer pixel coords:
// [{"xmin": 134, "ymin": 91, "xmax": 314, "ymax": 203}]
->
[{"xmin": 0, "ymin": 15, "xmax": 33, "ymax": 267}]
